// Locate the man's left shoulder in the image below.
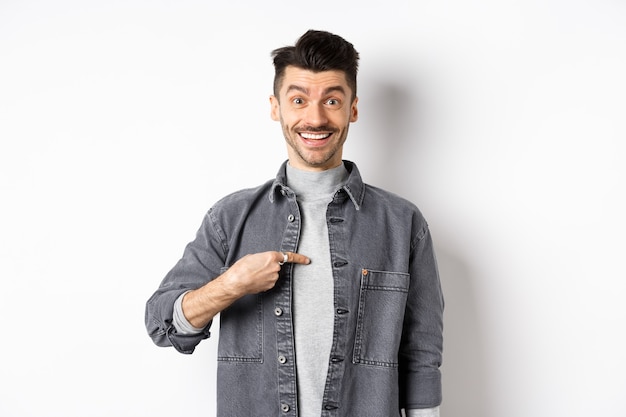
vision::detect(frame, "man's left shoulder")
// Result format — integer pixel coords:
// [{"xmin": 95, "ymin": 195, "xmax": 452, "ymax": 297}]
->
[
  {"xmin": 364, "ymin": 183, "xmax": 422, "ymax": 212},
  {"xmin": 363, "ymin": 183, "xmax": 430, "ymax": 230}
]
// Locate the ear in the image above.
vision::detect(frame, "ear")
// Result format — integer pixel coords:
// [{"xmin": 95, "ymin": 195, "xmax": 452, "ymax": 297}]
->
[
  {"xmin": 350, "ymin": 97, "xmax": 359, "ymax": 123},
  {"xmin": 270, "ymin": 95, "xmax": 280, "ymax": 121}
]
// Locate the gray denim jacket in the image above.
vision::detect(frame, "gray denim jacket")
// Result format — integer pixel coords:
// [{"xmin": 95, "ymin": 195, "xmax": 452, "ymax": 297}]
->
[{"xmin": 145, "ymin": 160, "xmax": 444, "ymax": 417}]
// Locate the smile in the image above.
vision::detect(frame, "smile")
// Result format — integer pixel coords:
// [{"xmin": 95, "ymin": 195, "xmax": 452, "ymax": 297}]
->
[{"xmin": 299, "ymin": 132, "xmax": 331, "ymax": 140}]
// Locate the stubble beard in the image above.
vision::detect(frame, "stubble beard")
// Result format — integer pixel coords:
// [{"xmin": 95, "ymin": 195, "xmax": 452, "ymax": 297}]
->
[{"xmin": 281, "ymin": 120, "xmax": 349, "ymax": 169}]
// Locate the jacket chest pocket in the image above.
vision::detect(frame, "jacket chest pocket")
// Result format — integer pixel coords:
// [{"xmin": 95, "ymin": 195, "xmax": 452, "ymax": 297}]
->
[{"xmin": 353, "ymin": 268, "xmax": 410, "ymax": 367}]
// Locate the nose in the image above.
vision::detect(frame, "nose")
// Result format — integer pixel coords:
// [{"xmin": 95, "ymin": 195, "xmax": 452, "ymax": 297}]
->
[{"xmin": 304, "ymin": 103, "xmax": 328, "ymax": 126}]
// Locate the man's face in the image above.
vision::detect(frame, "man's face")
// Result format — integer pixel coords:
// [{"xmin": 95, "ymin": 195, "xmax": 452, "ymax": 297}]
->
[{"xmin": 270, "ymin": 66, "xmax": 358, "ymax": 171}]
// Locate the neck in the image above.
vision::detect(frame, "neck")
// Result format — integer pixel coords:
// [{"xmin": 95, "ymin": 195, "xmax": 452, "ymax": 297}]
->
[{"xmin": 286, "ymin": 162, "xmax": 348, "ymax": 199}]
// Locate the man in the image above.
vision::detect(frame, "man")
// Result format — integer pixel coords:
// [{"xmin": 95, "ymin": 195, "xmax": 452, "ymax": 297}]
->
[{"xmin": 145, "ymin": 29, "xmax": 444, "ymax": 417}]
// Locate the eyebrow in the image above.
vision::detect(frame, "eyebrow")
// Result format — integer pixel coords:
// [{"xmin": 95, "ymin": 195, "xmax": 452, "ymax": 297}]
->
[{"xmin": 285, "ymin": 85, "xmax": 347, "ymax": 96}]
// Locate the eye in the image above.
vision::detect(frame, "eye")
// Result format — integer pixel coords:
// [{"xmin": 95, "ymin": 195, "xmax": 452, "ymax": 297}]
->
[
  {"xmin": 292, "ymin": 97, "xmax": 304, "ymax": 105},
  {"xmin": 326, "ymin": 98, "xmax": 340, "ymax": 106}
]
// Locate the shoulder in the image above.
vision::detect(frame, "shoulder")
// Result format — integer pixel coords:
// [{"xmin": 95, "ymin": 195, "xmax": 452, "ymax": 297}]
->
[
  {"xmin": 210, "ymin": 178, "xmax": 275, "ymax": 214},
  {"xmin": 363, "ymin": 183, "xmax": 430, "ymax": 233},
  {"xmin": 364, "ymin": 183, "xmax": 423, "ymax": 214}
]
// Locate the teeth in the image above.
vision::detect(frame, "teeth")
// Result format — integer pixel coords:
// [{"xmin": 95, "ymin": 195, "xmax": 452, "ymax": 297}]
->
[{"xmin": 301, "ymin": 132, "xmax": 330, "ymax": 140}]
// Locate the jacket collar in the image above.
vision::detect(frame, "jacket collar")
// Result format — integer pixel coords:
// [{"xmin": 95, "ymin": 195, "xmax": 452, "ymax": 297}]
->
[{"xmin": 269, "ymin": 160, "xmax": 364, "ymax": 210}]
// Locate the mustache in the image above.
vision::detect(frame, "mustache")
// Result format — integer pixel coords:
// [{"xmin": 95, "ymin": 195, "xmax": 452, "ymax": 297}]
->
[{"xmin": 296, "ymin": 126, "xmax": 337, "ymax": 132}]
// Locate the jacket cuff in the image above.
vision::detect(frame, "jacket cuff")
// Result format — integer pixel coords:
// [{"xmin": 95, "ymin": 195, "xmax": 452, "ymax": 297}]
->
[{"xmin": 403, "ymin": 370, "xmax": 442, "ymax": 408}]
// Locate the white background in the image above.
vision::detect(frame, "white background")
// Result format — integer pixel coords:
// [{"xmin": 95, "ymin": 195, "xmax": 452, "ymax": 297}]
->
[{"xmin": 1, "ymin": 1, "xmax": 625, "ymax": 416}]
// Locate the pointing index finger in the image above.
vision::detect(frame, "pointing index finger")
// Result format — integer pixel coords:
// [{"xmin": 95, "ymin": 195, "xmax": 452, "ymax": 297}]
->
[{"xmin": 283, "ymin": 251, "xmax": 311, "ymax": 265}]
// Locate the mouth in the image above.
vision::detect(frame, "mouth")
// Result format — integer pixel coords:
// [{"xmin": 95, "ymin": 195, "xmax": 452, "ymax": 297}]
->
[
  {"xmin": 299, "ymin": 132, "xmax": 332, "ymax": 140},
  {"xmin": 297, "ymin": 130, "xmax": 334, "ymax": 147}
]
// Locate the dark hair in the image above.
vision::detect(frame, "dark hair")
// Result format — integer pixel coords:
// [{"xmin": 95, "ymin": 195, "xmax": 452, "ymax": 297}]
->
[{"xmin": 271, "ymin": 30, "xmax": 359, "ymax": 100}]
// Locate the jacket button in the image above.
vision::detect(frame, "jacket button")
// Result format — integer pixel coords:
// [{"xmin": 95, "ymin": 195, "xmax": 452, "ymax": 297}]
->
[
  {"xmin": 287, "ymin": 214, "xmax": 295, "ymax": 222},
  {"xmin": 274, "ymin": 307, "xmax": 283, "ymax": 316},
  {"xmin": 278, "ymin": 355, "xmax": 287, "ymax": 364},
  {"xmin": 281, "ymin": 403, "xmax": 290, "ymax": 412}
]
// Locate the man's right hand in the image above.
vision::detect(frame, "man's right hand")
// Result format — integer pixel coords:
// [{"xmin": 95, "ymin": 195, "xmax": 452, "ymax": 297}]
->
[
  {"xmin": 181, "ymin": 251, "xmax": 310, "ymax": 328},
  {"xmin": 224, "ymin": 251, "xmax": 311, "ymax": 295}
]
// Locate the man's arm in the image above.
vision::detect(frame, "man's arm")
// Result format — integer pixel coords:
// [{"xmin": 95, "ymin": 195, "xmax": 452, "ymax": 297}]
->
[
  {"xmin": 145, "ymin": 209, "xmax": 309, "ymax": 352},
  {"xmin": 400, "ymin": 224, "xmax": 444, "ymax": 408}
]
